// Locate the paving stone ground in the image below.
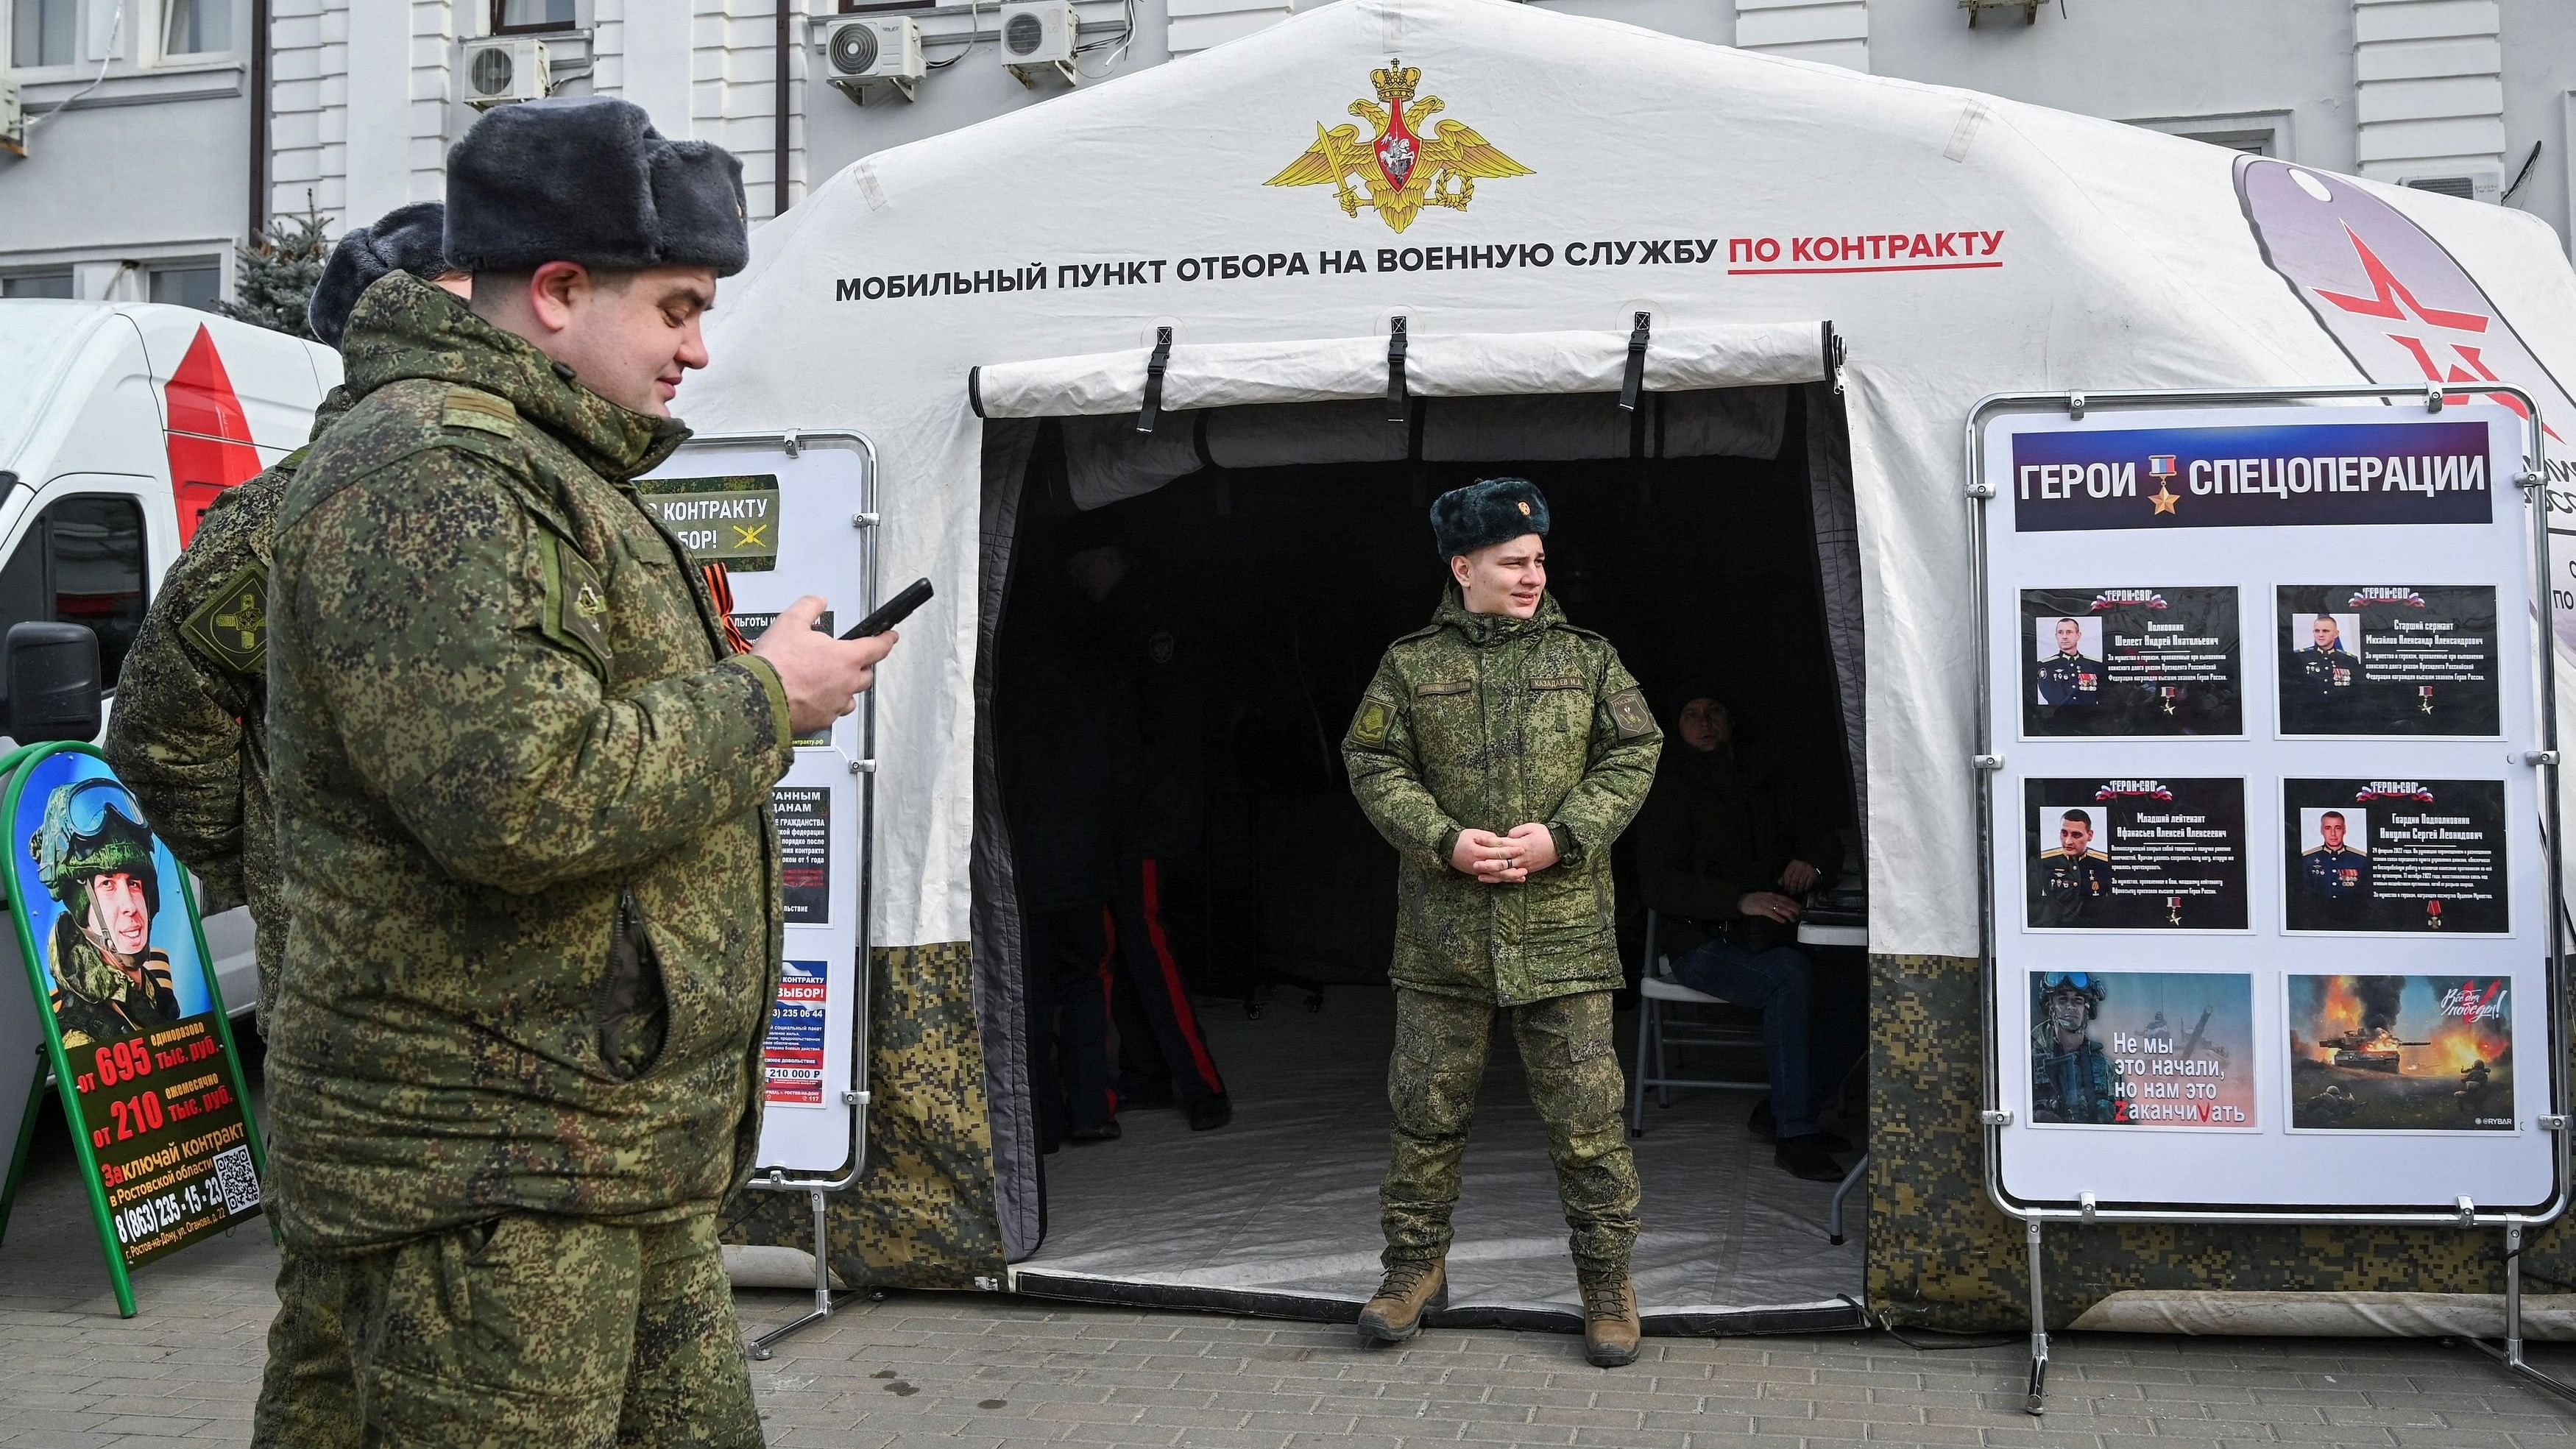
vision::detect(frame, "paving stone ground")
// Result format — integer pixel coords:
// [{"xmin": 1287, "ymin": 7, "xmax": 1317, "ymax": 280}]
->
[{"xmin": 10, "ymin": 1107, "xmax": 2576, "ymax": 1447}]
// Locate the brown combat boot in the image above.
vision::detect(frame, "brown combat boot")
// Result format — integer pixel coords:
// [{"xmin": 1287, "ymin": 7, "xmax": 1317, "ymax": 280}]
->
[
  {"xmin": 1578, "ymin": 1272, "xmax": 1641, "ymax": 1367},
  {"xmin": 1356, "ymin": 1258, "xmax": 1448, "ymax": 1345}
]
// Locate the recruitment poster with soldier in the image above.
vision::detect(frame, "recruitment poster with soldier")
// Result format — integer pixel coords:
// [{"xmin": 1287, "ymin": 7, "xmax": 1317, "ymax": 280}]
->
[
  {"xmin": 2017, "ymin": 587, "xmax": 2243, "ymax": 737},
  {"xmin": 2274, "ymin": 584, "xmax": 2499, "ymax": 736},
  {"xmin": 4, "ymin": 746, "xmax": 263, "ymax": 1281},
  {"xmin": 2023, "ymin": 778, "xmax": 2249, "ymax": 931},
  {"xmin": 2279, "ymin": 778, "xmax": 2509, "ymax": 934},
  {"xmin": 2027, "ymin": 970, "xmax": 2257, "ymax": 1129}
]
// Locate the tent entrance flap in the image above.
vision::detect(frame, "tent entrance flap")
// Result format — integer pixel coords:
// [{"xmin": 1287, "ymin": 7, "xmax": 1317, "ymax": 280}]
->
[{"xmin": 969, "ymin": 320, "xmax": 1839, "ymax": 419}]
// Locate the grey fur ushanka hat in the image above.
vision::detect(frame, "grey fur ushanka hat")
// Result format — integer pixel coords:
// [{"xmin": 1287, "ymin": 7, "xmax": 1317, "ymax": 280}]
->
[
  {"xmin": 307, "ymin": 201, "xmax": 450, "ymax": 348},
  {"xmin": 443, "ymin": 96, "xmax": 749, "ymax": 277},
  {"xmin": 1430, "ymin": 477, "xmax": 1551, "ymax": 559}
]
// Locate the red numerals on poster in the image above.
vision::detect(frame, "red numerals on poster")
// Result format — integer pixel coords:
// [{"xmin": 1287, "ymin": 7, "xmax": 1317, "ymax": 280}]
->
[
  {"xmin": 90, "ymin": 1038, "xmax": 155, "ymax": 1090},
  {"xmin": 95, "ymin": 1088, "xmax": 166, "ymax": 1147}
]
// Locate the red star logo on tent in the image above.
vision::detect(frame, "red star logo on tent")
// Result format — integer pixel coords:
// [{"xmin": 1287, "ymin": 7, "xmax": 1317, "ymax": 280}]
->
[{"xmin": 2313, "ymin": 225, "xmax": 2561, "ymax": 441}]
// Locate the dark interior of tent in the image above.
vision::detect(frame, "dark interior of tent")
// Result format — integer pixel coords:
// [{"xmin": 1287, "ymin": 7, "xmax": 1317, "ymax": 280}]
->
[{"xmin": 974, "ymin": 383, "xmax": 1872, "ymax": 1332}]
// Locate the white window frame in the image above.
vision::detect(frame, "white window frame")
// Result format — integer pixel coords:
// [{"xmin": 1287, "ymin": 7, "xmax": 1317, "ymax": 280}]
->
[{"xmin": 2123, "ymin": 109, "xmax": 2296, "ymax": 162}]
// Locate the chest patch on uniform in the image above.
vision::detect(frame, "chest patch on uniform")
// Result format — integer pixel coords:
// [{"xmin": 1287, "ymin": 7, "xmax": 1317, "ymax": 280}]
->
[
  {"xmin": 1148, "ymin": 629, "xmax": 1175, "ymax": 666},
  {"xmin": 441, "ymin": 387, "xmax": 518, "ymax": 438},
  {"xmin": 1530, "ymin": 675, "xmax": 1584, "ymax": 691},
  {"xmin": 180, "ymin": 564, "xmax": 270, "ymax": 675},
  {"xmin": 1414, "ymin": 679, "xmax": 1473, "ymax": 698},
  {"xmin": 1351, "ymin": 697, "xmax": 1394, "ymax": 745},
  {"xmin": 1606, "ymin": 688, "xmax": 1655, "ymax": 740},
  {"xmin": 540, "ymin": 534, "xmax": 615, "ymax": 679}
]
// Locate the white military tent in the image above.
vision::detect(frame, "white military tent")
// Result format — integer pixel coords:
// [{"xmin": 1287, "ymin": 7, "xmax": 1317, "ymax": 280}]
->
[{"xmin": 692, "ymin": 0, "xmax": 2576, "ymax": 1332}]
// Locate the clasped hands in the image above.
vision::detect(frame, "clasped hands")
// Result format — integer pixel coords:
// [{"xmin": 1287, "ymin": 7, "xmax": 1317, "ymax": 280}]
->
[{"xmin": 1449, "ymin": 825, "xmax": 1559, "ymax": 884}]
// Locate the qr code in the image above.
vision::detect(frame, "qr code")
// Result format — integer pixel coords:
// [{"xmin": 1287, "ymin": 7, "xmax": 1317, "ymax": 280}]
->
[{"xmin": 212, "ymin": 1144, "xmax": 261, "ymax": 1216}]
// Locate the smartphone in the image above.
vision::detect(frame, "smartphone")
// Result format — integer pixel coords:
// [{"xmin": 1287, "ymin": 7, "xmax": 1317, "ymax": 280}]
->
[{"xmin": 839, "ymin": 578, "xmax": 933, "ymax": 640}]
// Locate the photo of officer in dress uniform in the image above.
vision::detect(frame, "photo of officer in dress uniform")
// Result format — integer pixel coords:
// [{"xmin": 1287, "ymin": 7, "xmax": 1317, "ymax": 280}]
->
[
  {"xmin": 2032, "ymin": 807, "xmax": 2113, "ymax": 927},
  {"xmin": 31, "ymin": 778, "xmax": 182, "ymax": 1049},
  {"xmin": 2297, "ymin": 807, "xmax": 2370, "ymax": 928},
  {"xmin": 2292, "ymin": 613, "xmax": 2360, "ymax": 706},
  {"xmin": 2034, "ymin": 617, "xmax": 2105, "ymax": 707},
  {"xmin": 2030, "ymin": 972, "xmax": 2123, "ymax": 1124}
]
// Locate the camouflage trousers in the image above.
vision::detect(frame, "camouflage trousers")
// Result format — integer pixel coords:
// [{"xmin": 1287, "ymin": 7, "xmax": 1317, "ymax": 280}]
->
[
  {"xmin": 1381, "ymin": 988, "xmax": 1639, "ymax": 1275},
  {"xmin": 251, "ymin": 1244, "xmax": 358, "ymax": 1448},
  {"xmin": 319, "ymin": 1208, "xmax": 762, "ymax": 1447}
]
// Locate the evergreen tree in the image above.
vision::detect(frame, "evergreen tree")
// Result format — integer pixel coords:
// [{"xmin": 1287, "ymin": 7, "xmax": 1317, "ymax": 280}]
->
[{"xmin": 216, "ymin": 204, "xmax": 331, "ymax": 339}]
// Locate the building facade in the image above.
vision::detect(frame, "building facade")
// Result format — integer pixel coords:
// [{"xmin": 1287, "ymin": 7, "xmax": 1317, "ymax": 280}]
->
[{"xmin": 4, "ymin": 0, "xmax": 2572, "ymax": 305}]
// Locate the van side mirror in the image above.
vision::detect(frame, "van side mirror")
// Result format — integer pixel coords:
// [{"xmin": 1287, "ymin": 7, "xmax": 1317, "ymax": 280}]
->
[{"xmin": 7, "ymin": 622, "xmax": 102, "ymax": 743}]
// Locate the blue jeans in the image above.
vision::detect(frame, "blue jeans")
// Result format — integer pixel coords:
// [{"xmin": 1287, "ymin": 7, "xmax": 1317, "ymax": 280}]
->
[{"xmin": 1670, "ymin": 938, "xmax": 1819, "ymax": 1138}]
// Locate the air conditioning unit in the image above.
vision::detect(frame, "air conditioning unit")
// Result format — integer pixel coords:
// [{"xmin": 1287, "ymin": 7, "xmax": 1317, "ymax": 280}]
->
[
  {"xmin": 0, "ymin": 76, "xmax": 23, "ymax": 160},
  {"xmin": 2402, "ymin": 171, "xmax": 2502, "ymax": 205},
  {"xmin": 997, "ymin": 1, "xmax": 1077, "ymax": 88},
  {"xmin": 822, "ymin": 17, "xmax": 924, "ymax": 105},
  {"xmin": 461, "ymin": 36, "xmax": 551, "ymax": 109}
]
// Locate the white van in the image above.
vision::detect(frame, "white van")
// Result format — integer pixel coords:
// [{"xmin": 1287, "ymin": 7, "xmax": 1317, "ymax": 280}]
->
[{"xmin": 0, "ymin": 299, "xmax": 339, "ymax": 1021}]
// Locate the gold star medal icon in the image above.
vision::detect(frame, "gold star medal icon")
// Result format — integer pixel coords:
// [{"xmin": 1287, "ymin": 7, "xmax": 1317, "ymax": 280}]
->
[{"xmin": 2148, "ymin": 483, "xmax": 2180, "ymax": 515}]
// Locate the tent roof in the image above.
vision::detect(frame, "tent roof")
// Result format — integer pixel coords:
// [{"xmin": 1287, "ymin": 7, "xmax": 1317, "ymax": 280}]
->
[{"xmin": 689, "ymin": 0, "xmax": 2576, "ymax": 959}]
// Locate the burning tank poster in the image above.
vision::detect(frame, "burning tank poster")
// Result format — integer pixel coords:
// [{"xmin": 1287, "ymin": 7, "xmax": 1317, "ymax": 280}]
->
[
  {"xmin": 2287, "ymin": 975, "xmax": 2514, "ymax": 1132},
  {"xmin": 2279, "ymin": 778, "xmax": 2508, "ymax": 934},
  {"xmin": 2028, "ymin": 971, "xmax": 2256, "ymax": 1129},
  {"xmin": 2019, "ymin": 587, "xmax": 2242, "ymax": 737},
  {"xmin": 2274, "ymin": 584, "xmax": 2499, "ymax": 736},
  {"xmin": 2023, "ymin": 778, "xmax": 2248, "ymax": 930}
]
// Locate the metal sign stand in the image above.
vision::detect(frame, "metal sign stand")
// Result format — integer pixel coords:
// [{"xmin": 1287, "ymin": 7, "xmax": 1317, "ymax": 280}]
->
[
  {"xmin": 1969, "ymin": 384, "xmax": 2575, "ymax": 1414},
  {"xmin": 651, "ymin": 430, "xmax": 885, "ymax": 1362}
]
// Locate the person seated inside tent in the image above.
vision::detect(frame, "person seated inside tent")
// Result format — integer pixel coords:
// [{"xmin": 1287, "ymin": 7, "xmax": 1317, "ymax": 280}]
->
[{"xmin": 1633, "ymin": 694, "xmax": 1853, "ymax": 1183}]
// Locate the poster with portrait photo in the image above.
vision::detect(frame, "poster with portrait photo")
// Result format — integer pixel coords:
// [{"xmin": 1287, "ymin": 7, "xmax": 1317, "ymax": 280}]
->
[
  {"xmin": 2276, "ymin": 585, "xmax": 2500, "ymax": 736},
  {"xmin": 2023, "ymin": 779, "xmax": 2248, "ymax": 930},
  {"xmin": 2287, "ymin": 974, "xmax": 2515, "ymax": 1132},
  {"xmin": 2019, "ymin": 587, "xmax": 2242, "ymax": 737},
  {"xmin": 2280, "ymin": 778, "xmax": 2509, "ymax": 933},
  {"xmin": 2027, "ymin": 970, "xmax": 2257, "ymax": 1129}
]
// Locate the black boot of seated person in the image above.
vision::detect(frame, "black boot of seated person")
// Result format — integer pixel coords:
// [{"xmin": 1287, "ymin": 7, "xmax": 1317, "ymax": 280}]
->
[
  {"xmin": 1356, "ymin": 1258, "xmax": 1447, "ymax": 1345},
  {"xmin": 1774, "ymin": 1133, "xmax": 1843, "ymax": 1182}
]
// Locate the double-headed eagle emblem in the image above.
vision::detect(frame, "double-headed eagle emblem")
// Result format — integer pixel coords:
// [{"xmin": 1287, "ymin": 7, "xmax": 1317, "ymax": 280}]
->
[{"xmin": 1264, "ymin": 60, "xmax": 1532, "ymax": 234}]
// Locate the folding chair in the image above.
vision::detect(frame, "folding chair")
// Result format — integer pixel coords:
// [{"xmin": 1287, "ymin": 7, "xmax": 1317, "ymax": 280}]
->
[{"xmin": 1627, "ymin": 909, "xmax": 1769, "ymax": 1136}]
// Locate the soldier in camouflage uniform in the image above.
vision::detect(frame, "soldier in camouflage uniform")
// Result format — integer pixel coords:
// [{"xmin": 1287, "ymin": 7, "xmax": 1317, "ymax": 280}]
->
[
  {"xmin": 261, "ymin": 98, "xmax": 893, "ymax": 1443},
  {"xmin": 1342, "ymin": 478, "xmax": 1661, "ymax": 1369},
  {"xmin": 105, "ymin": 202, "xmax": 464, "ymax": 1449}
]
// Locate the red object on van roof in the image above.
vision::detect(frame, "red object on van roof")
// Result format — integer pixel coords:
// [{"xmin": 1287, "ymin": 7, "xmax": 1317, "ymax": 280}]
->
[{"xmin": 163, "ymin": 325, "xmax": 264, "ymax": 547}]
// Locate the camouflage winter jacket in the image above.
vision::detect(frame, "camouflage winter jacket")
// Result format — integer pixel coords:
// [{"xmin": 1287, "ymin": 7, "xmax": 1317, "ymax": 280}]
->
[
  {"xmin": 105, "ymin": 389, "xmax": 350, "ymax": 1032},
  {"xmin": 264, "ymin": 272, "xmax": 794, "ymax": 1251},
  {"xmin": 1343, "ymin": 588, "xmax": 1661, "ymax": 1007}
]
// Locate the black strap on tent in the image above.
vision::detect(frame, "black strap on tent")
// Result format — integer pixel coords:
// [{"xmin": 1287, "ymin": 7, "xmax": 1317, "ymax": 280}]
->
[
  {"xmin": 1136, "ymin": 326, "xmax": 1174, "ymax": 434},
  {"xmin": 1824, "ymin": 321, "xmax": 1846, "ymax": 395},
  {"xmin": 1618, "ymin": 311, "xmax": 1651, "ymax": 413},
  {"xmin": 1386, "ymin": 316, "xmax": 1410, "ymax": 422}
]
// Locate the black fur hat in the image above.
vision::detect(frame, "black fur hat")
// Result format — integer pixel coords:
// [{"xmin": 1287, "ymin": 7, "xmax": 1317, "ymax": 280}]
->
[
  {"xmin": 307, "ymin": 201, "xmax": 450, "ymax": 348},
  {"xmin": 1430, "ymin": 477, "xmax": 1551, "ymax": 559},
  {"xmin": 443, "ymin": 97, "xmax": 749, "ymax": 277}
]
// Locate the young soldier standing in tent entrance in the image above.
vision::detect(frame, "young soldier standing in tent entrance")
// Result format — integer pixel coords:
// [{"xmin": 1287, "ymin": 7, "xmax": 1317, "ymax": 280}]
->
[
  {"xmin": 261, "ymin": 96, "xmax": 894, "ymax": 1440},
  {"xmin": 1342, "ymin": 478, "xmax": 1661, "ymax": 1369},
  {"xmin": 105, "ymin": 202, "xmax": 466, "ymax": 1449}
]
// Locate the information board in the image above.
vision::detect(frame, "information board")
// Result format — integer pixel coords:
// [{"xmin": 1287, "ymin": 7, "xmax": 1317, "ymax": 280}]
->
[
  {"xmin": 0, "ymin": 743, "xmax": 265, "ymax": 1316},
  {"xmin": 638, "ymin": 436, "xmax": 874, "ymax": 1178},
  {"xmin": 1981, "ymin": 401, "xmax": 2558, "ymax": 1214}
]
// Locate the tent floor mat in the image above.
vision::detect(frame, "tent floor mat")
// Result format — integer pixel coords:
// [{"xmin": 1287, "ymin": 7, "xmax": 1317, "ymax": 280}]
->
[
  {"xmin": 1014, "ymin": 981, "xmax": 1866, "ymax": 1335},
  {"xmin": 1011, "ymin": 1268, "xmax": 1867, "ymax": 1336}
]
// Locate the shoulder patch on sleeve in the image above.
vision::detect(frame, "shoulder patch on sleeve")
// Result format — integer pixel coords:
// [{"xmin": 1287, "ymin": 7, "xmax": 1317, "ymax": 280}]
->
[
  {"xmin": 178, "ymin": 564, "xmax": 270, "ymax": 676},
  {"xmin": 440, "ymin": 386, "xmax": 518, "ymax": 438},
  {"xmin": 539, "ymin": 534, "xmax": 615, "ymax": 679},
  {"xmin": 1606, "ymin": 688, "xmax": 1656, "ymax": 740},
  {"xmin": 1351, "ymin": 696, "xmax": 1395, "ymax": 747}
]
